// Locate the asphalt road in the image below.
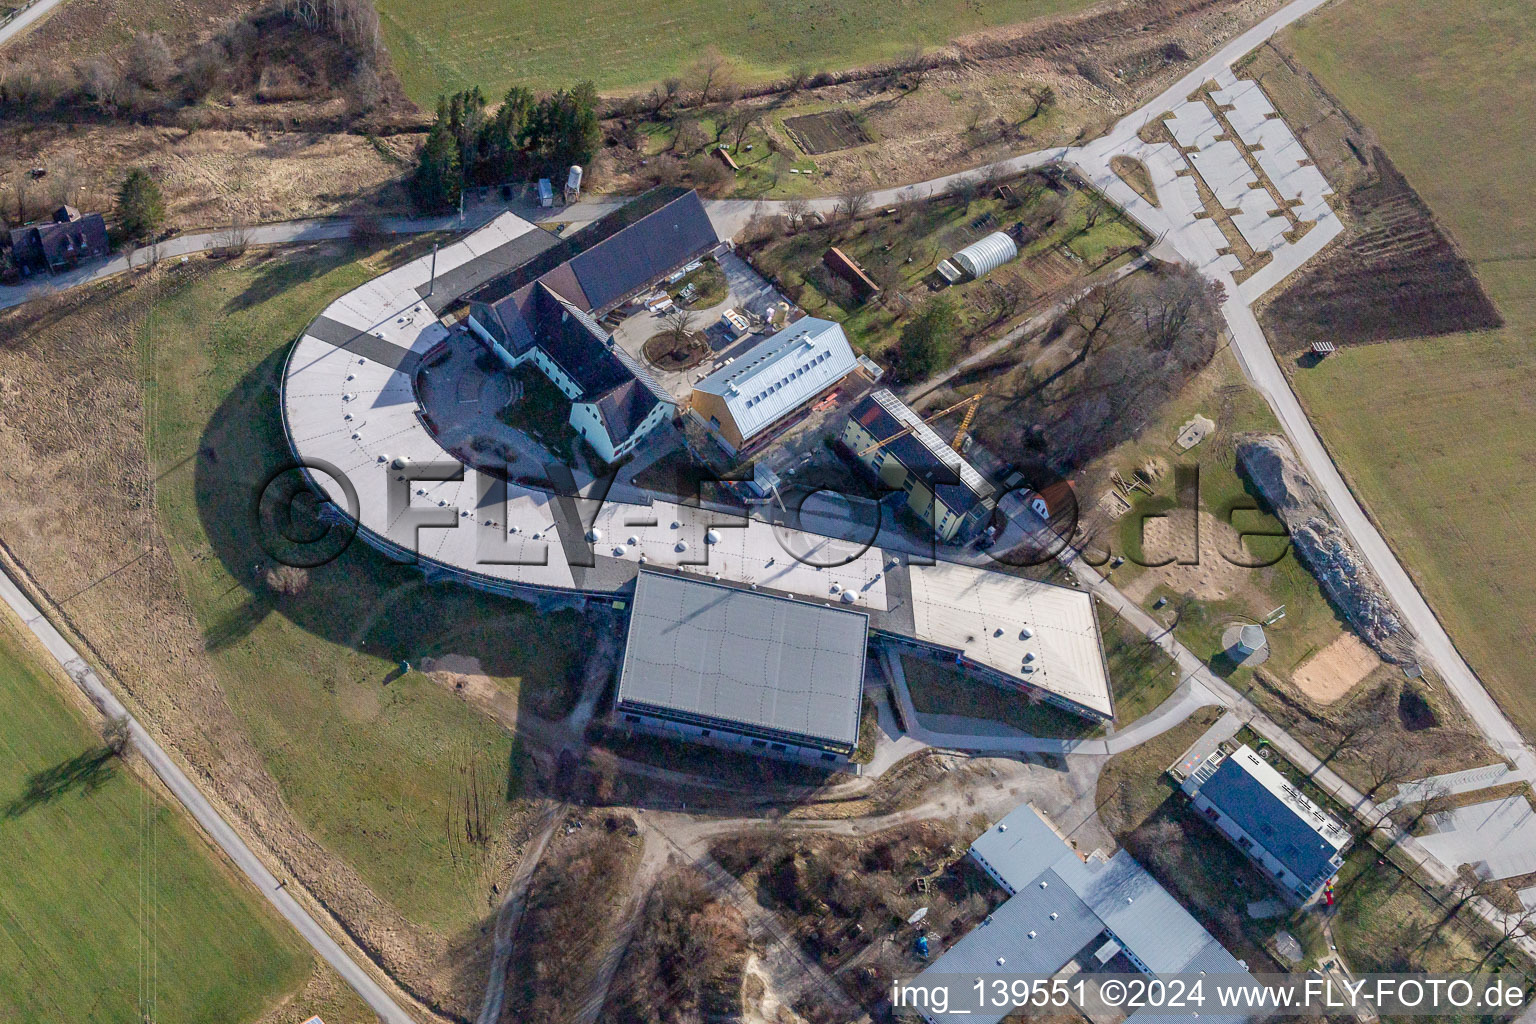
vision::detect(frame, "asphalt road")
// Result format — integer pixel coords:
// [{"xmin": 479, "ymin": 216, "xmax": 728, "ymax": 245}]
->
[
  {"xmin": 0, "ymin": 564, "xmax": 422, "ymax": 1024},
  {"xmin": 0, "ymin": 0, "xmax": 64, "ymax": 48},
  {"xmin": 6, "ymin": 0, "xmax": 1530, "ymax": 1012}
]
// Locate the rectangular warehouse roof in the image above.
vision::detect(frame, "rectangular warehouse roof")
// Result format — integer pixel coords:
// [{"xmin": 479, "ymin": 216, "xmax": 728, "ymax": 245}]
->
[
  {"xmin": 616, "ymin": 571, "xmax": 869, "ymax": 748},
  {"xmin": 1189, "ymin": 745, "xmax": 1349, "ymax": 886},
  {"xmin": 905, "ymin": 561, "xmax": 1112, "ymax": 717},
  {"xmin": 692, "ymin": 318, "xmax": 858, "ymax": 444},
  {"xmin": 921, "ymin": 804, "xmax": 1255, "ymax": 1024}
]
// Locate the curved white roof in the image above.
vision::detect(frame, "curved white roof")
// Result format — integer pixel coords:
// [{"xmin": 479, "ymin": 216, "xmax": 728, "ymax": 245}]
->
[
  {"xmin": 280, "ymin": 212, "xmax": 1112, "ymax": 718},
  {"xmin": 951, "ymin": 231, "xmax": 1018, "ymax": 279}
]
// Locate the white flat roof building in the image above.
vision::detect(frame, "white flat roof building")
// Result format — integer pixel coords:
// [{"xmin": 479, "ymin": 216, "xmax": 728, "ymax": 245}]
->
[
  {"xmin": 280, "ymin": 211, "xmax": 1114, "ymax": 726},
  {"xmin": 904, "ymin": 561, "xmax": 1112, "ymax": 718},
  {"xmin": 690, "ymin": 317, "xmax": 857, "ymax": 451}
]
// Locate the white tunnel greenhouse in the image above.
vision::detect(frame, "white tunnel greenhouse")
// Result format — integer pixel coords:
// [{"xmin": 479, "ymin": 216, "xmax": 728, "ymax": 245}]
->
[{"xmin": 945, "ymin": 231, "xmax": 1019, "ymax": 281}]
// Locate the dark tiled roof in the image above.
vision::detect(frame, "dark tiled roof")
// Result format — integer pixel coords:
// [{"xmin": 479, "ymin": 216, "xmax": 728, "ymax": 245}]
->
[
  {"xmin": 489, "ymin": 284, "xmax": 670, "ymax": 445},
  {"xmin": 8, "ymin": 212, "xmax": 109, "ymax": 271},
  {"xmin": 850, "ymin": 394, "xmax": 991, "ymax": 519},
  {"xmin": 1198, "ymin": 756, "xmax": 1340, "ymax": 886},
  {"xmin": 465, "ymin": 186, "xmax": 718, "ymax": 314}
]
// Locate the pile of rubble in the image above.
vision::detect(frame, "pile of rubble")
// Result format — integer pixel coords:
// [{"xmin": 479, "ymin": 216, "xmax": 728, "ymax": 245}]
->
[{"xmin": 1236, "ymin": 433, "xmax": 1415, "ymax": 663}]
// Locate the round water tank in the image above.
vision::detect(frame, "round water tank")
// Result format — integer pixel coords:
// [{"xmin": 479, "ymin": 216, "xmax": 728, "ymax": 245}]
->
[{"xmin": 951, "ymin": 231, "xmax": 1018, "ymax": 280}]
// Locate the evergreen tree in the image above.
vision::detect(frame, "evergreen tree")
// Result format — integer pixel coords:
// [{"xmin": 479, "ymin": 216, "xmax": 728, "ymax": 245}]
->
[
  {"xmin": 115, "ymin": 167, "xmax": 165, "ymax": 241},
  {"xmin": 476, "ymin": 85, "xmax": 535, "ymax": 184},
  {"xmin": 409, "ymin": 97, "xmax": 463, "ymax": 213},
  {"xmin": 898, "ymin": 297, "xmax": 961, "ymax": 378}
]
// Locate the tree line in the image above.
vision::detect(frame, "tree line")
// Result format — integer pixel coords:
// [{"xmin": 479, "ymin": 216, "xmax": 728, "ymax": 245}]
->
[{"xmin": 410, "ymin": 82, "xmax": 602, "ymax": 213}]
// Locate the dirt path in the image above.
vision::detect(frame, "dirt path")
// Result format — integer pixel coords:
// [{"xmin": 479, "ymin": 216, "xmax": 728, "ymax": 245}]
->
[
  {"xmin": 473, "ymin": 625, "xmax": 621, "ymax": 1024},
  {"xmin": 474, "ymin": 798, "xmax": 565, "ymax": 1024}
]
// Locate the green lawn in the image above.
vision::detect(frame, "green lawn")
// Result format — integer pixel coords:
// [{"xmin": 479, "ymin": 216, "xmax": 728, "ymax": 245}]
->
[
  {"xmin": 0, "ymin": 619, "xmax": 309, "ymax": 1024},
  {"xmin": 142, "ymin": 248, "xmax": 589, "ymax": 934},
  {"xmin": 901, "ymin": 653, "xmax": 1102, "ymax": 739},
  {"xmin": 750, "ymin": 182, "xmax": 1143, "ymax": 362},
  {"xmin": 377, "ymin": 0, "xmax": 1102, "ymax": 105},
  {"xmin": 1281, "ymin": 0, "xmax": 1536, "ymax": 739}
]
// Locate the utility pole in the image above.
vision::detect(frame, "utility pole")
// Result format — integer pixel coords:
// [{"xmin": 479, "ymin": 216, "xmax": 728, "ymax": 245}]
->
[{"xmin": 427, "ymin": 243, "xmax": 438, "ymax": 297}]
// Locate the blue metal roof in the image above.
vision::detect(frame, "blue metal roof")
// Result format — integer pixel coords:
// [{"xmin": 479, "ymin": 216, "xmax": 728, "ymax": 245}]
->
[{"xmin": 1197, "ymin": 755, "xmax": 1340, "ymax": 886}]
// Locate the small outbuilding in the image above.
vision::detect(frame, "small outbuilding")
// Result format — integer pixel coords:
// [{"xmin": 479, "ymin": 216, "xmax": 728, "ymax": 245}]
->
[
  {"xmin": 937, "ymin": 231, "xmax": 1018, "ymax": 283},
  {"xmin": 822, "ymin": 246, "xmax": 880, "ymax": 299}
]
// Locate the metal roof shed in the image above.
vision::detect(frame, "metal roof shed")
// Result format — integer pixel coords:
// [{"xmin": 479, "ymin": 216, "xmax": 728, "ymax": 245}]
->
[{"xmin": 950, "ymin": 231, "xmax": 1019, "ymax": 280}]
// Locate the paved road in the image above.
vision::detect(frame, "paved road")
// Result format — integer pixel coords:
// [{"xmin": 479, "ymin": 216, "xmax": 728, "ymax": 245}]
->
[
  {"xmin": 10, "ymin": 0, "xmax": 1533, "ymax": 1007},
  {"xmin": 0, "ymin": 0, "xmax": 64, "ymax": 48},
  {"xmin": 0, "ymin": 562, "xmax": 421, "ymax": 1024}
]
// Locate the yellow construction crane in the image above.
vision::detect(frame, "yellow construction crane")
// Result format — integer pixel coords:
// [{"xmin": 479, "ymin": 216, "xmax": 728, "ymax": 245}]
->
[
  {"xmin": 950, "ymin": 386, "xmax": 987, "ymax": 452},
  {"xmin": 857, "ymin": 391, "xmax": 988, "ymax": 457}
]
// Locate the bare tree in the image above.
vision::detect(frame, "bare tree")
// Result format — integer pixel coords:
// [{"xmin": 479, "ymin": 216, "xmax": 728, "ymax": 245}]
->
[
  {"xmin": 1023, "ymin": 84, "xmax": 1055, "ymax": 120},
  {"xmin": 726, "ymin": 106, "xmax": 759, "ymax": 152},
  {"xmin": 1082, "ymin": 191, "xmax": 1110, "ymax": 230},
  {"xmin": 127, "ymin": 31, "xmax": 175, "ymax": 90},
  {"xmin": 216, "ymin": 211, "xmax": 252, "ymax": 255},
  {"xmin": 102, "ymin": 715, "xmax": 134, "ymax": 757},
  {"xmin": 671, "ymin": 116, "xmax": 707, "ymax": 156},
  {"xmin": 782, "ymin": 196, "xmax": 810, "ymax": 230},
  {"xmin": 1359, "ymin": 741, "xmax": 1421, "ymax": 800},
  {"xmin": 663, "ymin": 307, "xmax": 696, "ymax": 344},
  {"xmin": 787, "ymin": 64, "xmax": 812, "ymax": 93},
  {"xmin": 81, "ymin": 59, "xmax": 123, "ymax": 109},
  {"xmin": 897, "ymin": 43, "xmax": 928, "ymax": 89},
  {"xmin": 347, "ymin": 63, "xmax": 383, "ymax": 115},
  {"xmin": 834, "ymin": 188, "xmax": 871, "ymax": 225},
  {"xmin": 1066, "ymin": 279, "xmax": 1130, "ymax": 364},
  {"xmin": 1132, "ymin": 266, "xmax": 1224, "ymax": 354},
  {"xmin": 690, "ymin": 47, "xmax": 732, "ymax": 104}
]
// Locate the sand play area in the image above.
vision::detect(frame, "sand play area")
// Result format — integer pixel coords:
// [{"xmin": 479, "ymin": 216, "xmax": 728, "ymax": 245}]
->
[
  {"xmin": 1122, "ymin": 510, "xmax": 1252, "ymax": 602},
  {"xmin": 1291, "ymin": 632, "xmax": 1381, "ymax": 704}
]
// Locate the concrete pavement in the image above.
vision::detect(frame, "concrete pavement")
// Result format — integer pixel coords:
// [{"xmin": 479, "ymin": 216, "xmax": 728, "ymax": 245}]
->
[{"xmin": 0, "ymin": 561, "xmax": 422, "ymax": 1024}]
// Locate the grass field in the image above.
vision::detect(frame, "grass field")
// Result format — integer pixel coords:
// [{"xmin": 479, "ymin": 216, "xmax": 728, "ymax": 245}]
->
[
  {"xmin": 376, "ymin": 0, "xmax": 1100, "ymax": 105},
  {"xmin": 0, "ymin": 617, "xmax": 309, "ymax": 1024},
  {"xmin": 1281, "ymin": 0, "xmax": 1536, "ymax": 739},
  {"xmin": 142, "ymin": 247, "xmax": 588, "ymax": 934}
]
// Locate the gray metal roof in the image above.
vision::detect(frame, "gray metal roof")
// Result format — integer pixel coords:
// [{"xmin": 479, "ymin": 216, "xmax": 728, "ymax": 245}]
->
[
  {"xmin": 1063, "ymin": 851, "xmax": 1218, "ymax": 974},
  {"xmin": 969, "ymin": 802, "xmax": 1074, "ymax": 891},
  {"xmin": 919, "ymin": 805, "xmax": 1255, "ymax": 1024},
  {"xmin": 921, "ymin": 867, "xmax": 1105, "ymax": 1024},
  {"xmin": 616, "ymin": 571, "xmax": 868, "ymax": 747},
  {"xmin": 692, "ymin": 318, "xmax": 857, "ymax": 443}
]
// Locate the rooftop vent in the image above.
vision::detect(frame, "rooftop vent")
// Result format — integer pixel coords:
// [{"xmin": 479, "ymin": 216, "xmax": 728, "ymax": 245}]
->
[{"xmin": 1027, "ymin": 931, "xmax": 1037, "ymax": 940}]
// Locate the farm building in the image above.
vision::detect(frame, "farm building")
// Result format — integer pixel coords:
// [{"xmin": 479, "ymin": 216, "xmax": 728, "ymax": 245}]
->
[
  {"xmin": 913, "ymin": 803, "xmax": 1257, "ymax": 1024},
  {"xmin": 466, "ymin": 187, "xmax": 722, "ymax": 460},
  {"xmin": 822, "ymin": 246, "xmax": 880, "ymax": 298},
  {"xmin": 689, "ymin": 317, "xmax": 859, "ymax": 454},
  {"xmin": 6, "ymin": 206, "xmax": 109, "ymax": 276},
  {"xmin": 614, "ymin": 571, "xmax": 869, "ymax": 766},
  {"xmin": 840, "ymin": 389, "xmax": 996, "ymax": 543},
  {"xmin": 1180, "ymin": 744, "xmax": 1349, "ymax": 904}
]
